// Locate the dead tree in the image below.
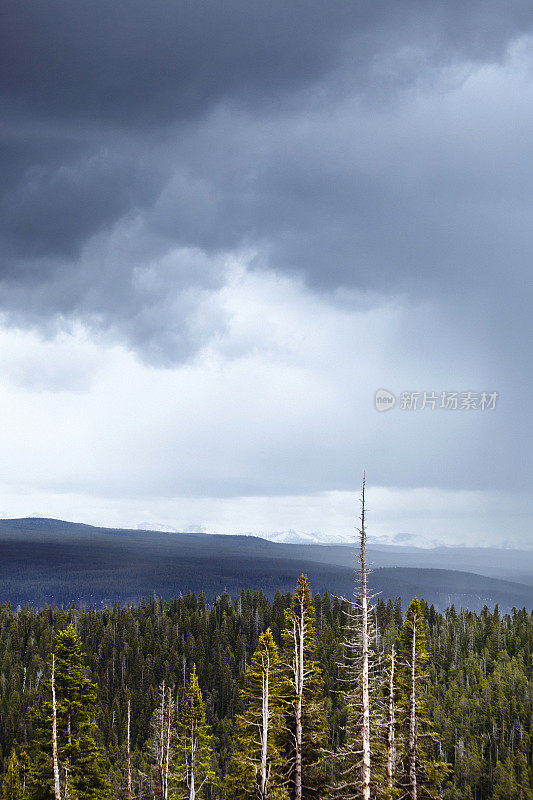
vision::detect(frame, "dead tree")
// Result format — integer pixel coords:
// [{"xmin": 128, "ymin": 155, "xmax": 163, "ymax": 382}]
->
[
  {"xmin": 126, "ymin": 699, "xmax": 132, "ymax": 800},
  {"xmin": 150, "ymin": 682, "xmax": 175, "ymax": 800},
  {"xmin": 359, "ymin": 477, "xmax": 371, "ymax": 800},
  {"xmin": 386, "ymin": 646, "xmax": 396, "ymax": 798},
  {"xmin": 334, "ymin": 475, "xmax": 384, "ymax": 800},
  {"xmin": 164, "ymin": 686, "xmax": 173, "ymax": 800},
  {"xmin": 408, "ymin": 625, "xmax": 417, "ymax": 800},
  {"xmin": 51, "ymin": 655, "xmax": 61, "ymax": 800}
]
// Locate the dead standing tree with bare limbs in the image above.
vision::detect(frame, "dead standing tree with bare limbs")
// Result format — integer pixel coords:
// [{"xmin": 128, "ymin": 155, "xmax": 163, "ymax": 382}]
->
[
  {"xmin": 333, "ymin": 476, "xmax": 385, "ymax": 800},
  {"xmin": 51, "ymin": 655, "xmax": 61, "ymax": 800}
]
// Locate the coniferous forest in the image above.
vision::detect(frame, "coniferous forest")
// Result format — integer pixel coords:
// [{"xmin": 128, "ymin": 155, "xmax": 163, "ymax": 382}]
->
[
  {"xmin": 1, "ymin": 500, "xmax": 531, "ymax": 799},
  {"xmin": 1, "ymin": 582, "xmax": 531, "ymax": 800},
  {"xmin": 3, "ymin": 2, "xmax": 533, "ymax": 798}
]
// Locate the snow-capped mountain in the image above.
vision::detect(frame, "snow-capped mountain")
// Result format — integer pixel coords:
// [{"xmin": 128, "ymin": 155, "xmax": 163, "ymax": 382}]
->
[
  {"xmin": 245, "ymin": 529, "xmax": 354, "ymax": 545},
  {"xmin": 243, "ymin": 529, "xmax": 444, "ymax": 548}
]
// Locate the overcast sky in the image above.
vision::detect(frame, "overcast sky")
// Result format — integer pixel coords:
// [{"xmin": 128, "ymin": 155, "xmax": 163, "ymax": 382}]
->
[{"xmin": 1, "ymin": 0, "xmax": 532, "ymax": 546}]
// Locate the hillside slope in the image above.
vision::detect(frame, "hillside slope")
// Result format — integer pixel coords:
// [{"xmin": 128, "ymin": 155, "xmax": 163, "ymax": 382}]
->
[{"xmin": 0, "ymin": 518, "xmax": 531, "ymax": 611}]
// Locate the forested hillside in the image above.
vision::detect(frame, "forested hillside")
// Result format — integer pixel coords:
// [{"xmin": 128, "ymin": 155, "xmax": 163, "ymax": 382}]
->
[
  {"xmin": 0, "ymin": 587, "xmax": 531, "ymax": 799},
  {"xmin": 1, "ymin": 519, "xmax": 531, "ymax": 611}
]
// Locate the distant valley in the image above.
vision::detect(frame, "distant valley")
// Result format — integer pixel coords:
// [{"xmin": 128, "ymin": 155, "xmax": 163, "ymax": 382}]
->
[{"xmin": 0, "ymin": 517, "xmax": 531, "ymax": 612}]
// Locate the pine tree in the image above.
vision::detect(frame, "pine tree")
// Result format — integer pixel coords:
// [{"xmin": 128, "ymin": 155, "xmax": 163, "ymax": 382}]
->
[
  {"xmin": 173, "ymin": 665, "xmax": 215, "ymax": 800},
  {"xmin": 0, "ymin": 584, "xmax": 531, "ymax": 800},
  {"xmin": 282, "ymin": 574, "xmax": 327, "ymax": 800},
  {"xmin": 27, "ymin": 624, "xmax": 111, "ymax": 800},
  {"xmin": 1, "ymin": 750, "xmax": 22, "ymax": 800},
  {"xmin": 230, "ymin": 629, "xmax": 288, "ymax": 800},
  {"xmin": 395, "ymin": 599, "xmax": 450, "ymax": 800}
]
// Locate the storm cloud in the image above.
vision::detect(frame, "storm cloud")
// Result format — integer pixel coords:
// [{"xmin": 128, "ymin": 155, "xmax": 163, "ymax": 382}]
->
[
  {"xmin": 0, "ymin": 1, "xmax": 531, "ymax": 540},
  {"xmin": 3, "ymin": 2, "xmax": 533, "ymax": 312}
]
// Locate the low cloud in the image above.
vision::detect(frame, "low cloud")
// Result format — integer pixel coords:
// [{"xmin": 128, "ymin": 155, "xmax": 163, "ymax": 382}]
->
[{"xmin": 0, "ymin": 269, "xmax": 521, "ymax": 502}]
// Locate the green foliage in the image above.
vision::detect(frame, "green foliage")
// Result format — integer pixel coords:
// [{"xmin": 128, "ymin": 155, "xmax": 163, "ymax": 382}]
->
[
  {"xmin": 26, "ymin": 624, "xmax": 111, "ymax": 800},
  {"xmin": 490, "ymin": 755, "xmax": 533, "ymax": 800},
  {"xmin": 173, "ymin": 665, "xmax": 216, "ymax": 799},
  {"xmin": 0, "ymin": 593, "xmax": 530, "ymax": 798},
  {"xmin": 1, "ymin": 750, "xmax": 22, "ymax": 800},
  {"xmin": 229, "ymin": 629, "xmax": 288, "ymax": 800},
  {"xmin": 395, "ymin": 599, "xmax": 451, "ymax": 799},
  {"xmin": 282, "ymin": 574, "xmax": 328, "ymax": 799}
]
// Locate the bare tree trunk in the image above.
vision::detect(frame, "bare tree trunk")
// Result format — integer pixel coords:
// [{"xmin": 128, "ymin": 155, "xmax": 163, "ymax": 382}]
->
[
  {"xmin": 294, "ymin": 597, "xmax": 305, "ymax": 800},
  {"xmin": 163, "ymin": 687, "xmax": 172, "ymax": 800},
  {"xmin": 63, "ymin": 766, "xmax": 69, "ymax": 800},
  {"xmin": 409, "ymin": 622, "xmax": 417, "ymax": 800},
  {"xmin": 334, "ymin": 475, "xmax": 380, "ymax": 800},
  {"xmin": 189, "ymin": 724, "xmax": 196, "ymax": 800},
  {"xmin": 386, "ymin": 645, "xmax": 396, "ymax": 797},
  {"xmin": 51, "ymin": 655, "xmax": 61, "ymax": 800},
  {"xmin": 260, "ymin": 650, "xmax": 270, "ymax": 800},
  {"xmin": 126, "ymin": 699, "xmax": 132, "ymax": 800},
  {"xmin": 158, "ymin": 681, "xmax": 166, "ymax": 797},
  {"xmin": 360, "ymin": 476, "xmax": 371, "ymax": 800}
]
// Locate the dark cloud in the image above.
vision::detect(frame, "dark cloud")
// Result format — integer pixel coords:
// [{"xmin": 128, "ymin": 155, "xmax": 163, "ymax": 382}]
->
[
  {"xmin": 1, "ymin": 0, "xmax": 532, "ymax": 527},
  {"xmin": 1, "ymin": 0, "xmax": 360, "ymax": 125},
  {"xmin": 2, "ymin": 1, "xmax": 533, "ymax": 126},
  {"xmin": 1, "ymin": 147, "xmax": 162, "ymax": 261},
  {"xmin": 1, "ymin": 0, "xmax": 533, "ymax": 365}
]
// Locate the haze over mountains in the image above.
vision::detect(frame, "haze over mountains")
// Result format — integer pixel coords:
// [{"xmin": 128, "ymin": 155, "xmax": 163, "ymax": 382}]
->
[{"xmin": 1, "ymin": 518, "xmax": 531, "ymax": 612}]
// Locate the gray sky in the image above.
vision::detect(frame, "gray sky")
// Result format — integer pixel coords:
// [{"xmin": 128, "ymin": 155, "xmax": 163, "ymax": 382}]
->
[{"xmin": 1, "ymin": 0, "xmax": 532, "ymax": 545}]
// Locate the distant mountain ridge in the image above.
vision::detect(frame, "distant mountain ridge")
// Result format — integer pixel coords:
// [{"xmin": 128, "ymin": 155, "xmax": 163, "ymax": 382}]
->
[
  {"xmin": 246, "ymin": 528, "xmax": 443, "ymax": 548},
  {"xmin": 0, "ymin": 517, "xmax": 531, "ymax": 612}
]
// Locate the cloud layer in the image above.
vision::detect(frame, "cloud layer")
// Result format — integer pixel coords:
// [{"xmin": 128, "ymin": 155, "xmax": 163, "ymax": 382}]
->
[{"xmin": 0, "ymin": 1, "xmax": 531, "ymax": 543}]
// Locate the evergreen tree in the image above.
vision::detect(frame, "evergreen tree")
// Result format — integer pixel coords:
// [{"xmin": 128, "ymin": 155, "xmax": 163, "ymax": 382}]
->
[
  {"xmin": 0, "ymin": 587, "xmax": 531, "ymax": 799},
  {"xmin": 27, "ymin": 624, "xmax": 111, "ymax": 800},
  {"xmin": 230, "ymin": 629, "xmax": 288, "ymax": 800},
  {"xmin": 282, "ymin": 575, "xmax": 328, "ymax": 800},
  {"xmin": 489, "ymin": 754, "xmax": 532, "ymax": 800},
  {"xmin": 395, "ymin": 599, "xmax": 449, "ymax": 800},
  {"xmin": 1, "ymin": 750, "xmax": 22, "ymax": 800},
  {"xmin": 173, "ymin": 665, "xmax": 215, "ymax": 799}
]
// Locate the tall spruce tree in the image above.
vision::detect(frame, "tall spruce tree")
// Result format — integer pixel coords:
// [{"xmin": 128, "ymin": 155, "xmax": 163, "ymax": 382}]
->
[
  {"xmin": 1, "ymin": 750, "xmax": 22, "ymax": 800},
  {"xmin": 27, "ymin": 624, "xmax": 111, "ymax": 800},
  {"xmin": 173, "ymin": 665, "xmax": 215, "ymax": 800},
  {"xmin": 282, "ymin": 574, "xmax": 328, "ymax": 800},
  {"xmin": 229, "ymin": 628, "xmax": 288, "ymax": 800},
  {"xmin": 395, "ymin": 599, "xmax": 449, "ymax": 800}
]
